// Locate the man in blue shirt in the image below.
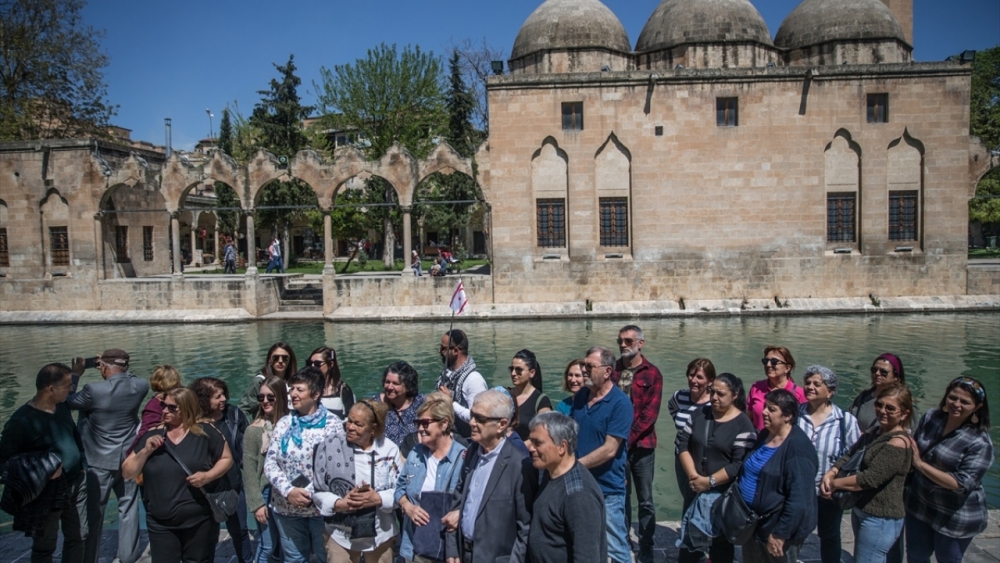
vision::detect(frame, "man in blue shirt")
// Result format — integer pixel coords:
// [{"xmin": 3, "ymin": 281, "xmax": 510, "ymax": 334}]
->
[{"xmin": 571, "ymin": 346, "xmax": 634, "ymax": 563}]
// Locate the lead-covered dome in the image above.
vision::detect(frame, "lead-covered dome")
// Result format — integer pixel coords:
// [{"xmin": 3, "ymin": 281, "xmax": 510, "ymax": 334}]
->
[
  {"xmin": 511, "ymin": 0, "xmax": 631, "ymax": 60},
  {"xmin": 775, "ymin": 0, "xmax": 906, "ymax": 49},
  {"xmin": 636, "ymin": 0, "xmax": 773, "ymax": 53}
]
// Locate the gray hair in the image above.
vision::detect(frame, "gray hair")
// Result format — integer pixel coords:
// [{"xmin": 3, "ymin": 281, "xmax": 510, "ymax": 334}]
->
[
  {"xmin": 586, "ymin": 346, "xmax": 616, "ymax": 368},
  {"xmin": 619, "ymin": 325, "xmax": 644, "ymax": 340},
  {"xmin": 803, "ymin": 365, "xmax": 839, "ymax": 395},
  {"xmin": 529, "ymin": 411, "xmax": 579, "ymax": 453},
  {"xmin": 474, "ymin": 389, "xmax": 515, "ymax": 421}
]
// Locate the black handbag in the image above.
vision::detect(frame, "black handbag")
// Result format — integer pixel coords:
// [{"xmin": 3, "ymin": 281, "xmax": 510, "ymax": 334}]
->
[
  {"xmin": 831, "ymin": 438, "xmax": 867, "ymax": 511},
  {"xmin": 0, "ymin": 450, "xmax": 62, "ymax": 514},
  {"xmin": 163, "ymin": 434, "xmax": 239, "ymax": 523},
  {"xmin": 710, "ymin": 476, "xmax": 770, "ymax": 546},
  {"xmin": 412, "ymin": 452, "xmax": 463, "ymax": 560},
  {"xmin": 337, "ymin": 452, "xmax": 378, "ymax": 540}
]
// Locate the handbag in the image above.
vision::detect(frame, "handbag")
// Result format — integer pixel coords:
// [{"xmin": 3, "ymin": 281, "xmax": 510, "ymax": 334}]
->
[
  {"xmin": 831, "ymin": 436, "xmax": 868, "ymax": 511},
  {"xmin": 341, "ymin": 452, "xmax": 378, "ymax": 540},
  {"xmin": 710, "ymin": 476, "xmax": 770, "ymax": 546},
  {"xmin": 0, "ymin": 451, "xmax": 62, "ymax": 514},
  {"xmin": 412, "ymin": 451, "xmax": 463, "ymax": 560},
  {"xmin": 163, "ymin": 433, "xmax": 239, "ymax": 523}
]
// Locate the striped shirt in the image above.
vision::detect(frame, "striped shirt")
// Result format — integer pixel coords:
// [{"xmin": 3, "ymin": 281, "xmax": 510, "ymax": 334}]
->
[
  {"xmin": 797, "ymin": 404, "xmax": 861, "ymax": 491},
  {"xmin": 668, "ymin": 389, "xmax": 711, "ymax": 454}
]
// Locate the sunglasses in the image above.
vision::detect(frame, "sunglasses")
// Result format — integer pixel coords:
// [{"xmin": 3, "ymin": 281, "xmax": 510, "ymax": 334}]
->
[
  {"xmin": 163, "ymin": 403, "xmax": 179, "ymax": 413},
  {"xmin": 271, "ymin": 354, "xmax": 290, "ymax": 364},
  {"xmin": 761, "ymin": 358, "xmax": 787, "ymax": 368},
  {"xmin": 952, "ymin": 377, "xmax": 986, "ymax": 402},
  {"xmin": 257, "ymin": 394, "xmax": 277, "ymax": 404},
  {"xmin": 414, "ymin": 418, "xmax": 440, "ymax": 428},
  {"xmin": 870, "ymin": 366, "xmax": 890, "ymax": 377},
  {"xmin": 874, "ymin": 400, "xmax": 900, "ymax": 414},
  {"xmin": 583, "ymin": 363, "xmax": 608, "ymax": 373},
  {"xmin": 471, "ymin": 412, "xmax": 504, "ymax": 424},
  {"xmin": 509, "ymin": 365, "xmax": 525, "ymax": 375},
  {"xmin": 616, "ymin": 337, "xmax": 636, "ymax": 346},
  {"xmin": 306, "ymin": 360, "xmax": 327, "ymax": 368}
]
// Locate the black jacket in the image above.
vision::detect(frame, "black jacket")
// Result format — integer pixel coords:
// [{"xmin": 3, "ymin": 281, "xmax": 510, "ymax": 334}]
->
[{"xmin": 746, "ymin": 425, "xmax": 819, "ymax": 543}]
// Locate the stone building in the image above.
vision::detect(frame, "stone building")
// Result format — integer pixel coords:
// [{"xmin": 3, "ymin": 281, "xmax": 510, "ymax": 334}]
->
[{"xmin": 483, "ymin": 0, "xmax": 995, "ymax": 303}]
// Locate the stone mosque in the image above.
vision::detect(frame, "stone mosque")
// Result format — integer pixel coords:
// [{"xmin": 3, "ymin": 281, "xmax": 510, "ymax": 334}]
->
[{"xmin": 0, "ymin": 0, "xmax": 996, "ymax": 315}]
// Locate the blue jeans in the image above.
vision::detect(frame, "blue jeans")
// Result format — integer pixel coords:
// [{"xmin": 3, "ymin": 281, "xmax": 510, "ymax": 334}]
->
[
  {"xmin": 604, "ymin": 492, "xmax": 631, "ymax": 563},
  {"xmin": 852, "ymin": 508, "xmax": 904, "ymax": 563},
  {"xmin": 273, "ymin": 512, "xmax": 327, "ymax": 563},
  {"xmin": 905, "ymin": 513, "xmax": 974, "ymax": 563},
  {"xmin": 625, "ymin": 447, "xmax": 656, "ymax": 561},
  {"xmin": 254, "ymin": 487, "xmax": 279, "ymax": 563}
]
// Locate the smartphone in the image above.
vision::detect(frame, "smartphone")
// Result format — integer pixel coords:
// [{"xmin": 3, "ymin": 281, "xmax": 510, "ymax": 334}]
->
[
  {"xmin": 291, "ymin": 475, "xmax": 310, "ymax": 488},
  {"xmin": 73, "ymin": 357, "xmax": 99, "ymax": 369}
]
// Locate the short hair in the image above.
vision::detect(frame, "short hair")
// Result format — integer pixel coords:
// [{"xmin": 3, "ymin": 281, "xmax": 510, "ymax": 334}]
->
[
  {"xmin": 352, "ymin": 399, "xmax": 389, "ymax": 439},
  {"xmin": 586, "ymin": 346, "xmax": 616, "ymax": 368},
  {"xmin": 165, "ymin": 387, "xmax": 206, "ymax": 436},
  {"xmin": 764, "ymin": 388, "xmax": 800, "ymax": 424},
  {"xmin": 512, "ymin": 348, "xmax": 543, "ymax": 392},
  {"xmin": 562, "ymin": 359, "xmax": 586, "ymax": 392},
  {"xmin": 803, "ymin": 365, "xmax": 839, "ymax": 396},
  {"xmin": 310, "ymin": 346, "xmax": 343, "ymax": 387},
  {"xmin": 190, "ymin": 377, "xmax": 229, "ymax": 418},
  {"xmin": 36, "ymin": 363, "xmax": 70, "ymax": 391},
  {"xmin": 150, "ymin": 365, "xmax": 183, "ymax": 393},
  {"xmin": 619, "ymin": 325, "xmax": 644, "ymax": 340},
  {"xmin": 877, "ymin": 384, "xmax": 914, "ymax": 424},
  {"xmin": 474, "ymin": 389, "xmax": 515, "ymax": 421},
  {"xmin": 764, "ymin": 345, "xmax": 796, "ymax": 371},
  {"xmin": 686, "ymin": 358, "xmax": 717, "ymax": 381},
  {"xmin": 443, "ymin": 329, "xmax": 469, "ymax": 354},
  {"xmin": 263, "ymin": 342, "xmax": 297, "ymax": 378},
  {"xmin": 940, "ymin": 377, "xmax": 990, "ymax": 432},
  {"xmin": 256, "ymin": 376, "xmax": 290, "ymax": 424},
  {"xmin": 418, "ymin": 391, "xmax": 455, "ymax": 433},
  {"xmin": 287, "ymin": 366, "xmax": 324, "ymax": 398},
  {"xmin": 529, "ymin": 411, "xmax": 578, "ymax": 453},
  {"xmin": 716, "ymin": 373, "xmax": 747, "ymax": 412},
  {"xmin": 383, "ymin": 361, "xmax": 419, "ymax": 399}
]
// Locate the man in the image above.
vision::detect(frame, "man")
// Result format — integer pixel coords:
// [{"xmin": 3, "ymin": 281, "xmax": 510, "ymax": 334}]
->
[
  {"xmin": 0, "ymin": 363, "xmax": 89, "ymax": 563},
  {"xmin": 525, "ymin": 411, "xmax": 606, "ymax": 563},
  {"xmin": 436, "ymin": 329, "xmax": 489, "ymax": 438},
  {"xmin": 223, "ymin": 236, "xmax": 237, "ymax": 274},
  {"xmin": 571, "ymin": 346, "xmax": 633, "ymax": 563},
  {"xmin": 66, "ymin": 349, "xmax": 148, "ymax": 563},
  {"xmin": 444, "ymin": 390, "xmax": 536, "ymax": 563},
  {"xmin": 613, "ymin": 325, "xmax": 663, "ymax": 563},
  {"xmin": 265, "ymin": 236, "xmax": 283, "ymax": 274}
]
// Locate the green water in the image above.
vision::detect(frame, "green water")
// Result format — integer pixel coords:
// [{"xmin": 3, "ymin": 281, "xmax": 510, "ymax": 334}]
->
[{"xmin": 1, "ymin": 313, "xmax": 997, "ymax": 529}]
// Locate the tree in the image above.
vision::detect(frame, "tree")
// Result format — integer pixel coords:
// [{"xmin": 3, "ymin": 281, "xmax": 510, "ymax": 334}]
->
[
  {"xmin": 213, "ymin": 108, "xmax": 241, "ymax": 236},
  {"xmin": 315, "ymin": 43, "xmax": 446, "ymax": 266},
  {"xmin": 970, "ymin": 47, "xmax": 1000, "ymax": 227},
  {"xmin": 447, "ymin": 38, "xmax": 506, "ymax": 136},
  {"xmin": 0, "ymin": 0, "xmax": 117, "ymax": 140}
]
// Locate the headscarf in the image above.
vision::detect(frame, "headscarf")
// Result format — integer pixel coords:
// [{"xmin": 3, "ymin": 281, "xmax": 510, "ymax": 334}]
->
[{"xmin": 875, "ymin": 353, "xmax": 905, "ymax": 382}]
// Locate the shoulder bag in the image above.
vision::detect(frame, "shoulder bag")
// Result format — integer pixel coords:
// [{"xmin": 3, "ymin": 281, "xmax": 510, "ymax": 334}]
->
[
  {"xmin": 412, "ymin": 452, "xmax": 463, "ymax": 560},
  {"xmin": 710, "ymin": 475, "xmax": 776, "ymax": 545},
  {"xmin": 831, "ymin": 431, "xmax": 869, "ymax": 511},
  {"xmin": 163, "ymin": 432, "xmax": 238, "ymax": 523},
  {"xmin": 328, "ymin": 451, "xmax": 378, "ymax": 540}
]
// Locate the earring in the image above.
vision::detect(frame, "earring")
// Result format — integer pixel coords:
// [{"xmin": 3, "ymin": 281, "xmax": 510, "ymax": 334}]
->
[{"xmin": 972, "ymin": 413, "xmax": 980, "ymax": 424}]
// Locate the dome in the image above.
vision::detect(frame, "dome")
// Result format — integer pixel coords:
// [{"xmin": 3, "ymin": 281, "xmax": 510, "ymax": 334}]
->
[
  {"xmin": 775, "ymin": 0, "xmax": 906, "ymax": 49},
  {"xmin": 635, "ymin": 0, "xmax": 773, "ymax": 53},
  {"xmin": 511, "ymin": 0, "xmax": 632, "ymax": 60}
]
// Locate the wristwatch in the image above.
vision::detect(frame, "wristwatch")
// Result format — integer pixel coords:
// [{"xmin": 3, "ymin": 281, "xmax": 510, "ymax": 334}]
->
[{"xmin": 709, "ymin": 475, "xmax": 717, "ymax": 488}]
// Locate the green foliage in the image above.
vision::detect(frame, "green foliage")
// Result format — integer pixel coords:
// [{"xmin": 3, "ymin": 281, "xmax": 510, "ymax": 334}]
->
[
  {"xmin": 225, "ymin": 102, "xmax": 261, "ymax": 166},
  {"xmin": 0, "ymin": 0, "xmax": 117, "ymax": 140},
  {"xmin": 314, "ymin": 43, "xmax": 446, "ymax": 160},
  {"xmin": 446, "ymin": 52, "xmax": 478, "ymax": 158},
  {"xmin": 970, "ymin": 47, "xmax": 1000, "ymax": 225},
  {"xmin": 970, "ymin": 170, "xmax": 1000, "ymax": 224},
  {"xmin": 217, "ymin": 109, "xmax": 234, "ymax": 155},
  {"xmin": 213, "ymin": 108, "xmax": 240, "ymax": 234}
]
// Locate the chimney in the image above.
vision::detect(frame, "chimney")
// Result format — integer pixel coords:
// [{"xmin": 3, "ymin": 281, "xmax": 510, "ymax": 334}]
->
[
  {"xmin": 164, "ymin": 118, "xmax": 172, "ymax": 157},
  {"xmin": 880, "ymin": 0, "xmax": 913, "ymax": 46}
]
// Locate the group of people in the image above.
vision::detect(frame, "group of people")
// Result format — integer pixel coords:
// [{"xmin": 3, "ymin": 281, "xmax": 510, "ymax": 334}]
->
[{"xmin": 0, "ymin": 328, "xmax": 994, "ymax": 563}]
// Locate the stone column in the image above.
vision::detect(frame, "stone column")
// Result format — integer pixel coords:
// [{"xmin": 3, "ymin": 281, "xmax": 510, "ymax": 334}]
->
[
  {"xmin": 323, "ymin": 211, "xmax": 333, "ymax": 269},
  {"xmin": 401, "ymin": 205, "xmax": 413, "ymax": 276},
  {"xmin": 245, "ymin": 212, "xmax": 258, "ymax": 275},
  {"xmin": 213, "ymin": 213, "xmax": 220, "ymax": 265},
  {"xmin": 171, "ymin": 212, "xmax": 182, "ymax": 276},
  {"xmin": 189, "ymin": 210, "xmax": 200, "ymax": 266},
  {"xmin": 94, "ymin": 212, "xmax": 105, "ymax": 281}
]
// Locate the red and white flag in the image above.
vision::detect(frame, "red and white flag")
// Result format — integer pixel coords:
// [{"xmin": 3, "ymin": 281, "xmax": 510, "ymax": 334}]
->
[{"xmin": 449, "ymin": 279, "xmax": 468, "ymax": 315}]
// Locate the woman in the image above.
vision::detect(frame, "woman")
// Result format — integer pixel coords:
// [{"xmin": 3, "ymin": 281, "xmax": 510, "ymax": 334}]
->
[
  {"xmin": 191, "ymin": 377, "xmax": 251, "ymax": 563},
  {"xmin": 264, "ymin": 367, "xmax": 346, "ymax": 563},
  {"xmin": 309, "ymin": 346, "xmax": 356, "ymax": 420},
  {"xmin": 555, "ymin": 359, "xmax": 585, "ymax": 415},
  {"xmin": 849, "ymin": 353, "xmax": 911, "ymax": 431},
  {"xmin": 507, "ymin": 349, "xmax": 552, "ymax": 440},
  {"xmin": 314, "ymin": 399, "xmax": 404, "ymax": 563},
  {"xmin": 123, "ymin": 388, "xmax": 233, "ymax": 563},
  {"xmin": 797, "ymin": 366, "xmax": 861, "ymax": 563},
  {"xmin": 747, "ymin": 346, "xmax": 807, "ymax": 430},
  {"xmin": 675, "ymin": 373, "xmax": 756, "ymax": 563},
  {"xmin": 738, "ymin": 389, "xmax": 818, "ymax": 563},
  {"xmin": 822, "ymin": 384, "xmax": 914, "ymax": 563},
  {"xmin": 905, "ymin": 377, "xmax": 994, "ymax": 563},
  {"xmin": 130, "ymin": 364, "xmax": 183, "ymax": 453},
  {"xmin": 243, "ymin": 376, "xmax": 289, "ymax": 563},
  {"xmin": 669, "ymin": 358, "xmax": 717, "ymax": 508},
  {"xmin": 411, "ymin": 250, "xmax": 423, "ymax": 277},
  {"xmin": 374, "ymin": 361, "xmax": 425, "ymax": 448},
  {"xmin": 239, "ymin": 342, "xmax": 297, "ymax": 419},
  {"xmin": 393, "ymin": 392, "xmax": 467, "ymax": 563}
]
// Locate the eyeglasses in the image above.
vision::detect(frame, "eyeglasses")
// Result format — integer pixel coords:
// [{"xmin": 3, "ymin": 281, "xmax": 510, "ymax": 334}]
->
[
  {"xmin": 271, "ymin": 354, "xmax": 290, "ymax": 364},
  {"xmin": 583, "ymin": 363, "xmax": 609, "ymax": 373},
  {"xmin": 163, "ymin": 403, "xmax": 180, "ymax": 413},
  {"xmin": 509, "ymin": 365, "xmax": 525, "ymax": 375},
  {"xmin": 414, "ymin": 418, "xmax": 440, "ymax": 428},
  {"xmin": 257, "ymin": 394, "xmax": 276, "ymax": 404},
  {"xmin": 471, "ymin": 412, "xmax": 504, "ymax": 424},
  {"xmin": 616, "ymin": 337, "xmax": 636, "ymax": 346},
  {"xmin": 952, "ymin": 377, "xmax": 986, "ymax": 402},
  {"xmin": 306, "ymin": 360, "xmax": 327, "ymax": 368},
  {"xmin": 870, "ymin": 366, "xmax": 890, "ymax": 377},
  {"xmin": 874, "ymin": 400, "xmax": 900, "ymax": 414},
  {"xmin": 761, "ymin": 358, "xmax": 787, "ymax": 368}
]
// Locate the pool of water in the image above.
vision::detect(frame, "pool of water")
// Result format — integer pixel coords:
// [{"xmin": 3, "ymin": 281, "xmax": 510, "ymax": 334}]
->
[{"xmin": 1, "ymin": 313, "xmax": 997, "ymax": 528}]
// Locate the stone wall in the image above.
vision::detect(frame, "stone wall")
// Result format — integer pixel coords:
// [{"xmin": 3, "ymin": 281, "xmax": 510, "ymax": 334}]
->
[
  {"xmin": 968, "ymin": 264, "xmax": 1000, "ymax": 296},
  {"xmin": 330, "ymin": 274, "xmax": 492, "ymax": 310}
]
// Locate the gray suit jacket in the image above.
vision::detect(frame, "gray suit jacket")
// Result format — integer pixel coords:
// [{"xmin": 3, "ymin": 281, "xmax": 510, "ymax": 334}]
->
[
  {"xmin": 66, "ymin": 371, "xmax": 149, "ymax": 470},
  {"xmin": 447, "ymin": 438, "xmax": 537, "ymax": 563}
]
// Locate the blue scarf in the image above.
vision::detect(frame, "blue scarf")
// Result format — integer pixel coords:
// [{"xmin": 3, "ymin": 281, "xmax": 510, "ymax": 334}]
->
[{"xmin": 281, "ymin": 405, "xmax": 329, "ymax": 454}]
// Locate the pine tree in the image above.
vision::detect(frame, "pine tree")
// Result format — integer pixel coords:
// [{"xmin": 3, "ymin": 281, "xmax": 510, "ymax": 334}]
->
[{"xmin": 214, "ymin": 108, "xmax": 240, "ymax": 236}]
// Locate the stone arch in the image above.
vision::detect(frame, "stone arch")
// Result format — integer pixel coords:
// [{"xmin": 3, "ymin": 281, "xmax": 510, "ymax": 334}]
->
[
  {"xmin": 532, "ymin": 137, "xmax": 570, "ymax": 253},
  {"xmin": 246, "ymin": 149, "xmax": 295, "ymax": 208},
  {"xmin": 416, "ymin": 143, "xmax": 476, "ymax": 189},
  {"xmin": 99, "ymin": 182, "xmax": 169, "ymax": 276},
  {"xmin": 886, "ymin": 128, "xmax": 924, "ymax": 247},
  {"xmin": 594, "ymin": 133, "xmax": 632, "ymax": 251},
  {"xmin": 824, "ymin": 129, "xmax": 862, "ymax": 247}
]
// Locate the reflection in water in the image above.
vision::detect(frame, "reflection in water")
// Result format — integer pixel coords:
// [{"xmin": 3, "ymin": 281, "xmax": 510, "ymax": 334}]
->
[{"xmin": 0, "ymin": 313, "xmax": 997, "ymax": 525}]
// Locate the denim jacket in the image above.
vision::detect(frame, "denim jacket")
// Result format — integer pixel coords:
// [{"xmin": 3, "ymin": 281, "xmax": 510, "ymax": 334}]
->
[{"xmin": 393, "ymin": 439, "xmax": 466, "ymax": 559}]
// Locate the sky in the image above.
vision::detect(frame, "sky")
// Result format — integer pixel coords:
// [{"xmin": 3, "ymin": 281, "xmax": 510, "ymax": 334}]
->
[{"xmin": 82, "ymin": 0, "xmax": 1000, "ymax": 151}]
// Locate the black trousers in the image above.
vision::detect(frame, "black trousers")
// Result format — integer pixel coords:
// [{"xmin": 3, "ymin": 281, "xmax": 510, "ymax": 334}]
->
[{"xmin": 147, "ymin": 516, "xmax": 220, "ymax": 563}]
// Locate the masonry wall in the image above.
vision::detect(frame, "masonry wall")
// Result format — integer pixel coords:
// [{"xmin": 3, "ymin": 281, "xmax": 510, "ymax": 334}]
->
[
  {"xmin": 331, "ymin": 275, "xmax": 492, "ymax": 309},
  {"xmin": 485, "ymin": 64, "xmax": 973, "ymax": 304}
]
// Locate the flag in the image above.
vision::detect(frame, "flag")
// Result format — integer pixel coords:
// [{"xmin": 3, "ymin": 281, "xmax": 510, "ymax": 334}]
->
[{"xmin": 449, "ymin": 279, "xmax": 468, "ymax": 315}]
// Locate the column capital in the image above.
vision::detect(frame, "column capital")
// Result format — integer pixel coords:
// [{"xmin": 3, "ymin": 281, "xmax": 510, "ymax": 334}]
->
[{"xmin": 400, "ymin": 205, "xmax": 413, "ymax": 213}]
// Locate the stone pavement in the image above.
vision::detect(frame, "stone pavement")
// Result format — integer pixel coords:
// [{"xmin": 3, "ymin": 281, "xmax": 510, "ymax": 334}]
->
[{"xmin": 2, "ymin": 510, "xmax": 996, "ymax": 563}]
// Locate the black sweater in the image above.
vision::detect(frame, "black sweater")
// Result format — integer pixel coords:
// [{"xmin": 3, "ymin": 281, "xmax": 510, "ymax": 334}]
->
[
  {"xmin": 676, "ymin": 405, "xmax": 757, "ymax": 483},
  {"xmin": 746, "ymin": 425, "xmax": 819, "ymax": 543}
]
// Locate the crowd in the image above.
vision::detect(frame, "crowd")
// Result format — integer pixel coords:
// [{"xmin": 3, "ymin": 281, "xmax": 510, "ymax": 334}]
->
[{"xmin": 0, "ymin": 326, "xmax": 994, "ymax": 563}]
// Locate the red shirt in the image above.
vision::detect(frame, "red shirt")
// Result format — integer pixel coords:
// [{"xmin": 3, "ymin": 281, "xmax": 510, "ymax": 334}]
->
[
  {"xmin": 613, "ymin": 356, "xmax": 664, "ymax": 450},
  {"xmin": 747, "ymin": 378, "xmax": 807, "ymax": 430}
]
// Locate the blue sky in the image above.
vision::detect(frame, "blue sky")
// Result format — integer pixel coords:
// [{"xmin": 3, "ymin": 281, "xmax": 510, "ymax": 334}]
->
[{"xmin": 83, "ymin": 0, "xmax": 999, "ymax": 151}]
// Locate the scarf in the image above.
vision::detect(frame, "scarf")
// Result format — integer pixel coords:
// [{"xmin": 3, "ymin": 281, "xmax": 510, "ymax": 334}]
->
[
  {"xmin": 281, "ymin": 405, "xmax": 329, "ymax": 454},
  {"xmin": 436, "ymin": 356, "xmax": 478, "ymax": 408}
]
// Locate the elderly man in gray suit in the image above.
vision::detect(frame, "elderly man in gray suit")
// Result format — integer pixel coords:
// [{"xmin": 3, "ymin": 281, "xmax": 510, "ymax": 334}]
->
[
  {"xmin": 443, "ymin": 389, "xmax": 537, "ymax": 563},
  {"xmin": 67, "ymin": 349, "xmax": 149, "ymax": 563}
]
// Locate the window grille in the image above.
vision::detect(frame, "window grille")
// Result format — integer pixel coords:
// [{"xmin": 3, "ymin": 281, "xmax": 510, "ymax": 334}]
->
[
  {"xmin": 50, "ymin": 226, "xmax": 69, "ymax": 266},
  {"xmin": 143, "ymin": 226, "xmax": 154, "ymax": 261},
  {"xmin": 889, "ymin": 191, "xmax": 917, "ymax": 241},
  {"xmin": 599, "ymin": 197, "xmax": 629, "ymax": 247},
  {"xmin": 537, "ymin": 199, "xmax": 566, "ymax": 248},
  {"xmin": 827, "ymin": 193, "xmax": 856, "ymax": 243},
  {"xmin": 115, "ymin": 226, "xmax": 129, "ymax": 262}
]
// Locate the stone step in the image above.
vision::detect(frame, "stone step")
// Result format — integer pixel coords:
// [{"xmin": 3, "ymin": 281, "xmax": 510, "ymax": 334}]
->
[
  {"xmin": 278, "ymin": 298, "xmax": 322, "ymax": 306},
  {"xmin": 278, "ymin": 303, "xmax": 323, "ymax": 312}
]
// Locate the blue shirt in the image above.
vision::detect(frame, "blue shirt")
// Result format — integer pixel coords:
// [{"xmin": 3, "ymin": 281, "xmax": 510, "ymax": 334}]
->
[
  {"xmin": 393, "ymin": 439, "xmax": 467, "ymax": 559},
  {"xmin": 739, "ymin": 445, "xmax": 777, "ymax": 505},
  {"xmin": 571, "ymin": 385, "xmax": 633, "ymax": 495}
]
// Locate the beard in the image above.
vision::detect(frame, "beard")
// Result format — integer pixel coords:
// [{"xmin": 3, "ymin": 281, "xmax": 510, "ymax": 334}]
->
[{"xmin": 620, "ymin": 348, "xmax": 639, "ymax": 362}]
